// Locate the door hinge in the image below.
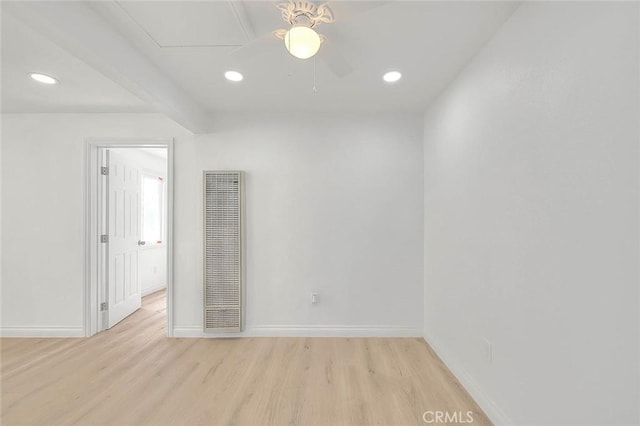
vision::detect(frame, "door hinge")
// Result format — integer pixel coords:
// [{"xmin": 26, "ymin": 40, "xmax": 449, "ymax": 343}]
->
[
  {"xmin": 100, "ymin": 234, "xmax": 109, "ymax": 243},
  {"xmin": 101, "ymin": 166, "xmax": 109, "ymax": 176},
  {"xmin": 100, "ymin": 302, "xmax": 108, "ymax": 311}
]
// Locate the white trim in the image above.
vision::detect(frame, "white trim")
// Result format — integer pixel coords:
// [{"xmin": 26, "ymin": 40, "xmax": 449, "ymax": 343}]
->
[
  {"xmin": 173, "ymin": 325, "xmax": 423, "ymax": 338},
  {"xmin": 0, "ymin": 327, "xmax": 84, "ymax": 338},
  {"xmin": 142, "ymin": 285, "xmax": 167, "ymax": 297},
  {"xmin": 166, "ymin": 141, "xmax": 175, "ymax": 337},
  {"xmin": 423, "ymin": 333, "xmax": 512, "ymax": 426},
  {"xmin": 84, "ymin": 138, "xmax": 174, "ymax": 338}
]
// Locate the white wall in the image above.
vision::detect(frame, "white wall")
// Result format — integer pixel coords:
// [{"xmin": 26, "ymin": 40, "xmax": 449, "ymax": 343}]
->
[
  {"xmin": 1, "ymin": 112, "xmax": 424, "ymax": 337},
  {"xmin": 139, "ymin": 246, "xmax": 167, "ymax": 297},
  {"xmin": 423, "ymin": 2, "xmax": 639, "ymax": 424},
  {"xmin": 173, "ymin": 112, "xmax": 424, "ymax": 336},
  {"xmin": 113, "ymin": 148, "xmax": 167, "ymax": 296},
  {"xmin": 0, "ymin": 114, "xmax": 190, "ymax": 336}
]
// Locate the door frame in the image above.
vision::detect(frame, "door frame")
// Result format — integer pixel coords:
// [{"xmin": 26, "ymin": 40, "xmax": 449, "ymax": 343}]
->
[{"xmin": 84, "ymin": 138, "xmax": 174, "ymax": 337}]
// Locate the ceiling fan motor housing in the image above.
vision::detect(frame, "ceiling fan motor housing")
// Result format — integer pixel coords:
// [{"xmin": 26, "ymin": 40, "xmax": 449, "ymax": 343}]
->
[{"xmin": 277, "ymin": 0, "xmax": 335, "ymax": 29}]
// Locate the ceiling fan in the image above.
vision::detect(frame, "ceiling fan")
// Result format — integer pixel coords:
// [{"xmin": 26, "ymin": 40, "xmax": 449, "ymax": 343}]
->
[
  {"xmin": 232, "ymin": 0, "xmax": 387, "ymax": 77},
  {"xmin": 273, "ymin": 0, "xmax": 334, "ymax": 60}
]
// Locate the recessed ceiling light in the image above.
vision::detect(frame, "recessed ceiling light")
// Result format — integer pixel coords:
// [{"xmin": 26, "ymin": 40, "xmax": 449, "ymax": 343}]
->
[
  {"xmin": 383, "ymin": 71, "xmax": 402, "ymax": 83},
  {"xmin": 29, "ymin": 73, "xmax": 58, "ymax": 85},
  {"xmin": 224, "ymin": 70, "xmax": 243, "ymax": 82}
]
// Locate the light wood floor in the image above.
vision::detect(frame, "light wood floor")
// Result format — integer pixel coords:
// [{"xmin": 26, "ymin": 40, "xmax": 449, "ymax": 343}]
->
[{"xmin": 1, "ymin": 290, "xmax": 490, "ymax": 425}]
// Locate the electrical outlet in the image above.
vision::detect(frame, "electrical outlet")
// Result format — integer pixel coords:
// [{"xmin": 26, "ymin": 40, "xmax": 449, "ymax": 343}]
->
[{"xmin": 311, "ymin": 293, "xmax": 318, "ymax": 304}]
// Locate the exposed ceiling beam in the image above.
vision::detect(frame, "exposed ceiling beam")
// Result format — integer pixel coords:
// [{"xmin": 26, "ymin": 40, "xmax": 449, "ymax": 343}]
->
[
  {"xmin": 227, "ymin": 1, "xmax": 256, "ymax": 43},
  {"xmin": 3, "ymin": 1, "xmax": 211, "ymax": 134}
]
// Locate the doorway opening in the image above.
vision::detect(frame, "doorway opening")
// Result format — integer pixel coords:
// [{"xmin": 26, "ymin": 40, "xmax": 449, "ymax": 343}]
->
[{"xmin": 84, "ymin": 139, "xmax": 174, "ymax": 337}]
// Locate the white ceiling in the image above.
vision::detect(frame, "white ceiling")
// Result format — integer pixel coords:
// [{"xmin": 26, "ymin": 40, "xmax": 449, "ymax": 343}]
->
[
  {"xmin": 114, "ymin": 2, "xmax": 252, "ymax": 48},
  {"xmin": 0, "ymin": 12, "xmax": 152, "ymax": 113},
  {"xmin": 0, "ymin": 1, "xmax": 520, "ymax": 128}
]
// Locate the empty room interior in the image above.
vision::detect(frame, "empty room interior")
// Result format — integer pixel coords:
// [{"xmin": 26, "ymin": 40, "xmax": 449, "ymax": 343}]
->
[{"xmin": 0, "ymin": 1, "xmax": 638, "ymax": 425}]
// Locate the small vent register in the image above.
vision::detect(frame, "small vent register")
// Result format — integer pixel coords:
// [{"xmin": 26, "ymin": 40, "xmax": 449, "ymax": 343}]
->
[{"xmin": 203, "ymin": 171, "xmax": 245, "ymax": 332}]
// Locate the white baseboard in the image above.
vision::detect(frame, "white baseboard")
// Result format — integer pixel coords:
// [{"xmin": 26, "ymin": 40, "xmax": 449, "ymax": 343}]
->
[
  {"xmin": 0, "ymin": 326, "xmax": 85, "ymax": 338},
  {"xmin": 142, "ymin": 285, "xmax": 167, "ymax": 297},
  {"xmin": 173, "ymin": 325, "xmax": 422, "ymax": 338},
  {"xmin": 423, "ymin": 333, "xmax": 512, "ymax": 426}
]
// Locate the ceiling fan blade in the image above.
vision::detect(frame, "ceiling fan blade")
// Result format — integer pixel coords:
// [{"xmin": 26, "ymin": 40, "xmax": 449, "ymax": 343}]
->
[
  {"xmin": 318, "ymin": 38, "xmax": 353, "ymax": 78},
  {"xmin": 312, "ymin": 1, "xmax": 393, "ymax": 77},
  {"xmin": 328, "ymin": 1, "xmax": 392, "ymax": 24},
  {"xmin": 231, "ymin": 31, "xmax": 279, "ymax": 62}
]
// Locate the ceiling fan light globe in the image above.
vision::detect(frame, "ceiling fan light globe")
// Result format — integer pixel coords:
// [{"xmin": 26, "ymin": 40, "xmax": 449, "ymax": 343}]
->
[{"xmin": 284, "ymin": 26, "xmax": 321, "ymax": 59}]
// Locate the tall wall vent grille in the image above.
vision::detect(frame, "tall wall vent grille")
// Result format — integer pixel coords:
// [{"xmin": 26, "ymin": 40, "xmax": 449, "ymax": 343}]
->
[{"xmin": 203, "ymin": 171, "xmax": 244, "ymax": 332}]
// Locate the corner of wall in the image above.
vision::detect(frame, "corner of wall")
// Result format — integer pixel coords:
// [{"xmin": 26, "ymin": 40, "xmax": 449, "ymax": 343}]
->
[{"xmin": 423, "ymin": 333, "xmax": 512, "ymax": 425}]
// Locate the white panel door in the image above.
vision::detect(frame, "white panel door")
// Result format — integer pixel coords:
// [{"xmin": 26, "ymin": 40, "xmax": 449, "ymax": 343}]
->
[{"xmin": 108, "ymin": 150, "xmax": 141, "ymax": 328}]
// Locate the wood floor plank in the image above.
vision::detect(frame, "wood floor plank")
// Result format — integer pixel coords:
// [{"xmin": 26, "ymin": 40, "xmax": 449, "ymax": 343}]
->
[{"xmin": 1, "ymin": 291, "xmax": 491, "ymax": 425}]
